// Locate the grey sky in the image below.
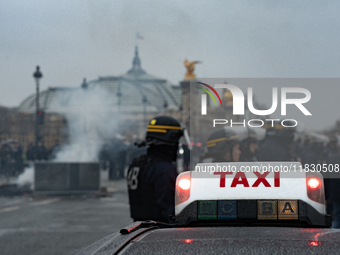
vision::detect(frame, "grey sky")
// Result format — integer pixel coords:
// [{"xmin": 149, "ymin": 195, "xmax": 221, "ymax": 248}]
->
[{"xmin": 1, "ymin": 1, "xmax": 340, "ymax": 130}]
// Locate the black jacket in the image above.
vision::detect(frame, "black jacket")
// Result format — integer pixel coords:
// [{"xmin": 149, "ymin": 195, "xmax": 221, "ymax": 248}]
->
[{"xmin": 127, "ymin": 150, "xmax": 178, "ymax": 222}]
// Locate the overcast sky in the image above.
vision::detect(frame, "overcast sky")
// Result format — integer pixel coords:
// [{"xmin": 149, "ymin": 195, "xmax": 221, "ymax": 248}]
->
[{"xmin": 1, "ymin": 1, "xmax": 340, "ymax": 130}]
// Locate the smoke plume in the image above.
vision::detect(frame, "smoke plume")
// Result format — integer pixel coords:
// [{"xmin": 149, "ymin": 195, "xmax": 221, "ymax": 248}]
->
[{"xmin": 50, "ymin": 85, "xmax": 119, "ymax": 162}]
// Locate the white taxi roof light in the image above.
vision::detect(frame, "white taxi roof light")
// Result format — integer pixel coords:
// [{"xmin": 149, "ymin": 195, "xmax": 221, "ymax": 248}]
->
[
  {"xmin": 307, "ymin": 177, "xmax": 321, "ymax": 202},
  {"xmin": 175, "ymin": 171, "xmax": 191, "ymax": 206}
]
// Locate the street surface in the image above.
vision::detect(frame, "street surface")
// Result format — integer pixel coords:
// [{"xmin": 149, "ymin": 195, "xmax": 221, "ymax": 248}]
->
[
  {"xmin": 0, "ymin": 170, "xmax": 132, "ymax": 255},
  {"xmin": 2, "ymin": 162, "xmax": 339, "ymax": 255}
]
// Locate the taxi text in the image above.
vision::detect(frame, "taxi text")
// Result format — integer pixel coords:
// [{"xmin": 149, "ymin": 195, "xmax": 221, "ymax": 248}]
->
[{"xmin": 214, "ymin": 171, "xmax": 280, "ymax": 187}]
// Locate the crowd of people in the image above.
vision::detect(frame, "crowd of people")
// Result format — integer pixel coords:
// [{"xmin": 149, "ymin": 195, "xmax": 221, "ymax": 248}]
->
[
  {"xmin": 126, "ymin": 115, "xmax": 340, "ymax": 228},
  {"xmin": 2, "ymin": 116, "xmax": 339, "ymax": 227},
  {"xmin": 0, "ymin": 139, "xmax": 24, "ymax": 177},
  {"xmin": 99, "ymin": 137, "xmax": 147, "ymax": 180},
  {"xmin": 0, "ymin": 135, "xmax": 145, "ymax": 180},
  {"xmin": 0, "ymin": 139, "xmax": 61, "ymax": 178},
  {"xmin": 198, "ymin": 122, "xmax": 340, "ymax": 228}
]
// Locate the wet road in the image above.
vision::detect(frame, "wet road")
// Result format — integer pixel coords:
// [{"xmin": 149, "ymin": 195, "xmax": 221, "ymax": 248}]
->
[{"xmin": 0, "ymin": 176, "xmax": 132, "ymax": 255}]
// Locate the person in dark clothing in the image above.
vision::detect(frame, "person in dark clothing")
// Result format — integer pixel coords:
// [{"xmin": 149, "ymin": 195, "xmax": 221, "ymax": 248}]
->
[
  {"xmin": 48, "ymin": 139, "xmax": 62, "ymax": 160},
  {"xmin": 116, "ymin": 140, "xmax": 128, "ymax": 178},
  {"xmin": 182, "ymin": 143, "xmax": 190, "ymax": 171},
  {"xmin": 327, "ymin": 151, "xmax": 340, "ymax": 228},
  {"xmin": 25, "ymin": 143, "xmax": 35, "ymax": 161},
  {"xmin": 201, "ymin": 127, "xmax": 244, "ymax": 163},
  {"xmin": 300, "ymin": 133, "xmax": 326, "ymax": 166},
  {"xmin": 99, "ymin": 140, "xmax": 117, "ymax": 180},
  {"xmin": 0, "ymin": 141, "xmax": 15, "ymax": 177},
  {"xmin": 324, "ymin": 135, "xmax": 339, "ymax": 214},
  {"xmin": 258, "ymin": 138, "xmax": 293, "ymax": 161},
  {"xmin": 12, "ymin": 141, "xmax": 24, "ymax": 175},
  {"xmin": 239, "ymin": 128, "xmax": 259, "ymax": 162},
  {"xmin": 257, "ymin": 121, "xmax": 296, "ymax": 162},
  {"xmin": 127, "ymin": 115, "xmax": 186, "ymax": 222},
  {"xmin": 35, "ymin": 141, "xmax": 48, "ymax": 160},
  {"xmin": 100, "ymin": 137, "xmax": 129, "ymax": 180},
  {"xmin": 0, "ymin": 143, "xmax": 9, "ymax": 176}
]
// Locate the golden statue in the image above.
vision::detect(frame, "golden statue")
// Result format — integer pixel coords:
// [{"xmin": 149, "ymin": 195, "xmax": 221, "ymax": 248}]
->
[
  {"xmin": 223, "ymin": 89, "xmax": 233, "ymax": 105},
  {"xmin": 184, "ymin": 59, "xmax": 201, "ymax": 79}
]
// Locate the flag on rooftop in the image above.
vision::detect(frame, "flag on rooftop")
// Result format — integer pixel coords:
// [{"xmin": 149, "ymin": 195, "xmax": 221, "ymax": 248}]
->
[{"xmin": 136, "ymin": 32, "xmax": 144, "ymax": 40}]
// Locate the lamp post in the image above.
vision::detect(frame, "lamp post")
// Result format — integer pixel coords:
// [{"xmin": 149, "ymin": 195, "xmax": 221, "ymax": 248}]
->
[{"xmin": 33, "ymin": 66, "xmax": 43, "ymax": 146}]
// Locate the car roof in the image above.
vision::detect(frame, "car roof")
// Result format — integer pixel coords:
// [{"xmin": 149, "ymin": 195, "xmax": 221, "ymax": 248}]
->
[{"xmin": 77, "ymin": 224, "xmax": 340, "ymax": 255}]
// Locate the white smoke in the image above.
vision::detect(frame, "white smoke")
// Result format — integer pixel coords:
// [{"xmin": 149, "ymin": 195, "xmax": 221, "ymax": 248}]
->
[
  {"xmin": 50, "ymin": 85, "xmax": 119, "ymax": 162},
  {"xmin": 16, "ymin": 166, "xmax": 34, "ymax": 189}
]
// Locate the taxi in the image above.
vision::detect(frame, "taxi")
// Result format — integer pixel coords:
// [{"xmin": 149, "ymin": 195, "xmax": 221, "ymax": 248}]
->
[
  {"xmin": 174, "ymin": 162, "xmax": 331, "ymax": 227},
  {"xmin": 77, "ymin": 162, "xmax": 338, "ymax": 255}
]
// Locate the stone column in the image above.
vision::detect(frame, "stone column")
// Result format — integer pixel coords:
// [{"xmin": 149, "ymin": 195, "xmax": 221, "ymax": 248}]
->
[
  {"xmin": 180, "ymin": 79, "xmax": 201, "ymax": 141},
  {"xmin": 180, "ymin": 80, "xmax": 191, "ymax": 131}
]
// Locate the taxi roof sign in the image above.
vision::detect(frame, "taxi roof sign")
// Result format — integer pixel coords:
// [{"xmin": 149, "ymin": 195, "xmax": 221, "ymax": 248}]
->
[{"xmin": 174, "ymin": 162, "xmax": 331, "ymax": 228}]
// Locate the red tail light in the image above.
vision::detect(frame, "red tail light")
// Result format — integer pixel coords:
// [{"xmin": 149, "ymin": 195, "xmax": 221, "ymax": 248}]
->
[
  {"xmin": 178, "ymin": 178, "xmax": 190, "ymax": 190},
  {"xmin": 307, "ymin": 178, "xmax": 320, "ymax": 189},
  {"xmin": 175, "ymin": 171, "xmax": 191, "ymax": 205},
  {"xmin": 307, "ymin": 177, "xmax": 321, "ymax": 202}
]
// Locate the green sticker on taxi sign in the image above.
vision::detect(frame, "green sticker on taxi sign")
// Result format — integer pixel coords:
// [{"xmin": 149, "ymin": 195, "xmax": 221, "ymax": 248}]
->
[{"xmin": 198, "ymin": 201, "xmax": 217, "ymax": 220}]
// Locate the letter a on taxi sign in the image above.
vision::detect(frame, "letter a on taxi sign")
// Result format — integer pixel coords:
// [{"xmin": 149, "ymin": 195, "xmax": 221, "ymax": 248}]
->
[
  {"xmin": 282, "ymin": 202, "xmax": 294, "ymax": 213},
  {"xmin": 278, "ymin": 200, "xmax": 298, "ymax": 220}
]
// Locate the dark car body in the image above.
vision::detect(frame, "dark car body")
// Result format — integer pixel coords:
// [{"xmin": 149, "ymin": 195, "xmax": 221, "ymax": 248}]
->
[{"xmin": 77, "ymin": 222, "xmax": 340, "ymax": 255}]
